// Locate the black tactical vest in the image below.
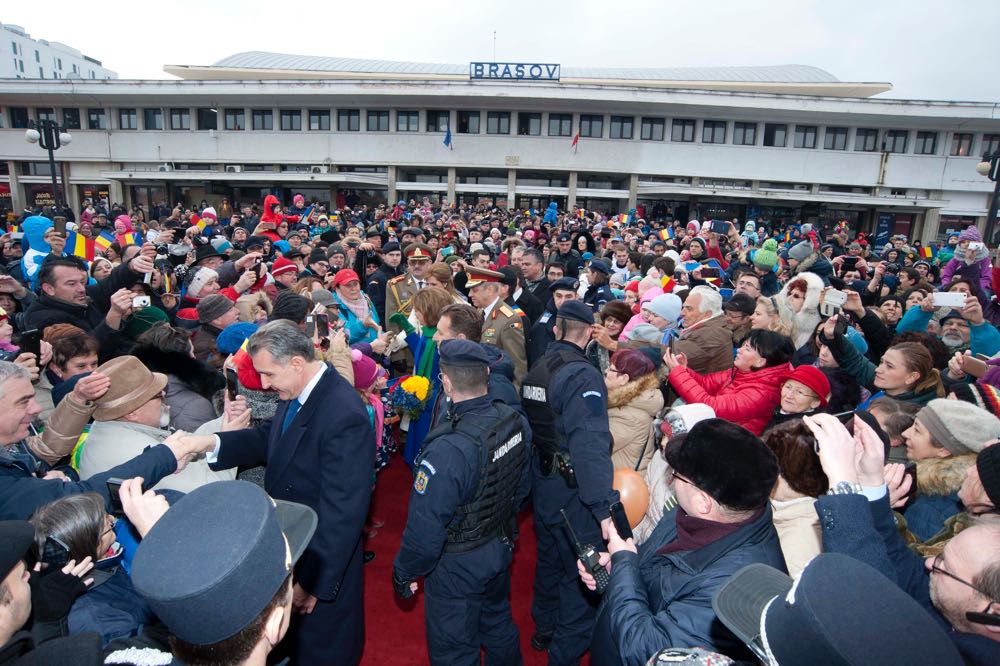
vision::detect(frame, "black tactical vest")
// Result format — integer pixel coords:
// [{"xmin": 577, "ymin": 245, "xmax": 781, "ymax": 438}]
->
[
  {"xmin": 520, "ymin": 345, "xmax": 588, "ymax": 456},
  {"xmin": 427, "ymin": 402, "xmax": 527, "ymax": 551}
]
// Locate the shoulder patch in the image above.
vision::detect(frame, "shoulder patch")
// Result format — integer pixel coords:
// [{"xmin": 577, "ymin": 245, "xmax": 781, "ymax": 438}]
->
[
  {"xmin": 419, "ymin": 459, "xmax": 437, "ymax": 475},
  {"xmin": 388, "ymin": 274, "xmax": 407, "ymax": 285},
  {"xmin": 498, "ymin": 303, "xmax": 514, "ymax": 317},
  {"xmin": 414, "ymin": 469, "xmax": 430, "ymax": 495},
  {"xmin": 539, "ymin": 312, "xmax": 552, "ymax": 324},
  {"xmin": 510, "ymin": 321, "xmax": 523, "ymax": 330}
]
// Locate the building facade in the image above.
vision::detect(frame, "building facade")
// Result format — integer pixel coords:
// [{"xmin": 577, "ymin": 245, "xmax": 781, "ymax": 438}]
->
[
  {"xmin": 0, "ymin": 52, "xmax": 997, "ymax": 243},
  {"xmin": 1, "ymin": 23, "xmax": 117, "ymax": 81}
]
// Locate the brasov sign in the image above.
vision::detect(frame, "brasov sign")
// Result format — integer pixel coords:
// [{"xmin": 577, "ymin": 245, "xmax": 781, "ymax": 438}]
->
[{"xmin": 469, "ymin": 62, "xmax": 560, "ymax": 81}]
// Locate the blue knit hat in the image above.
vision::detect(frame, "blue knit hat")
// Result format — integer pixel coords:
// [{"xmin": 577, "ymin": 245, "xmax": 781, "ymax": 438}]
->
[
  {"xmin": 273, "ymin": 240, "xmax": 291, "ymax": 254},
  {"xmin": 216, "ymin": 322, "xmax": 258, "ymax": 355}
]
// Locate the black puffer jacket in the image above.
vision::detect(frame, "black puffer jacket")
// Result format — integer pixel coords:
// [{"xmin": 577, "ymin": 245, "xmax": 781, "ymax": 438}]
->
[{"xmin": 131, "ymin": 345, "xmax": 224, "ymax": 432}]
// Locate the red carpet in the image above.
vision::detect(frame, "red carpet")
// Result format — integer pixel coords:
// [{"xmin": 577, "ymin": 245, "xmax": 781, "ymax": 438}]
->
[{"xmin": 362, "ymin": 455, "xmax": 587, "ymax": 665}]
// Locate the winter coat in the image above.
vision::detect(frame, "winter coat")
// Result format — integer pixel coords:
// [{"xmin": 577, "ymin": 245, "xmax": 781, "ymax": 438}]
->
[
  {"xmin": 608, "ymin": 374, "xmax": 663, "ymax": 473},
  {"xmin": 779, "ymin": 271, "xmax": 825, "ymax": 349},
  {"xmin": 941, "ymin": 246, "xmax": 992, "ymax": 294},
  {"xmin": 131, "ymin": 345, "xmax": 224, "ymax": 433},
  {"xmin": 78, "ymin": 421, "xmax": 235, "ymax": 494},
  {"xmin": 668, "ymin": 363, "xmax": 792, "ymax": 435},
  {"xmin": 633, "ymin": 451, "xmax": 675, "ymax": 545},
  {"xmin": 790, "ymin": 252, "xmax": 833, "ymax": 285},
  {"xmin": 899, "ymin": 454, "xmax": 975, "ymax": 545},
  {"xmin": 770, "ymin": 496, "xmax": 822, "ymax": 579},
  {"xmin": 590, "ymin": 505, "xmax": 785, "ymax": 665},
  {"xmin": 68, "ymin": 556, "xmax": 152, "ymax": 646},
  {"xmin": 670, "ymin": 314, "xmax": 734, "ymax": 376},
  {"xmin": 190, "ymin": 324, "xmax": 224, "ymax": 370}
]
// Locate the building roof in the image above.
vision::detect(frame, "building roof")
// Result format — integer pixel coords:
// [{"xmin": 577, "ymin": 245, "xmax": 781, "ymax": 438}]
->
[{"xmin": 162, "ymin": 51, "xmax": 889, "ymax": 97}]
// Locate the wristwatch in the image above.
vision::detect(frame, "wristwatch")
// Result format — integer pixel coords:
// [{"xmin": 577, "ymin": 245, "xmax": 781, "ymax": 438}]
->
[{"xmin": 827, "ymin": 481, "xmax": 863, "ymax": 496}]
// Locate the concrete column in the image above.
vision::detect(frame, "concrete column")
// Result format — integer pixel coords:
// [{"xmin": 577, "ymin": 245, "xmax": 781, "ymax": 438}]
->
[
  {"xmin": 447, "ymin": 167, "xmax": 457, "ymax": 206},
  {"xmin": 7, "ymin": 161, "xmax": 22, "ymax": 212},
  {"xmin": 108, "ymin": 180, "xmax": 124, "ymax": 206},
  {"xmin": 627, "ymin": 174, "xmax": 639, "ymax": 211},
  {"xmin": 567, "ymin": 171, "xmax": 578, "ymax": 209},
  {"xmin": 921, "ymin": 208, "xmax": 941, "ymax": 244},
  {"xmin": 387, "ymin": 166, "xmax": 397, "ymax": 205},
  {"xmin": 507, "ymin": 169, "xmax": 517, "ymax": 209},
  {"xmin": 328, "ymin": 184, "xmax": 339, "ymax": 209}
]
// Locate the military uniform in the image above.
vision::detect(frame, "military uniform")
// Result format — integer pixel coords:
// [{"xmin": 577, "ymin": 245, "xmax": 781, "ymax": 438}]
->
[
  {"xmin": 393, "ymin": 341, "xmax": 530, "ymax": 665},
  {"xmin": 385, "ymin": 243, "xmax": 433, "ymax": 371},
  {"xmin": 482, "ymin": 301, "xmax": 528, "ymax": 387}
]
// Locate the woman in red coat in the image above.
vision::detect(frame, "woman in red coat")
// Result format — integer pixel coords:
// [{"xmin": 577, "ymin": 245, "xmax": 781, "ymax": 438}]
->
[{"xmin": 665, "ymin": 328, "xmax": 795, "ymax": 435}]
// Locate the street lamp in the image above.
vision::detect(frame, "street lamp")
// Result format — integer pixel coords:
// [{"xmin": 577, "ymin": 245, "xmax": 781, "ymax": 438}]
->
[
  {"xmin": 978, "ymin": 149, "xmax": 1000, "ymax": 246},
  {"xmin": 23, "ymin": 119, "xmax": 71, "ymax": 214}
]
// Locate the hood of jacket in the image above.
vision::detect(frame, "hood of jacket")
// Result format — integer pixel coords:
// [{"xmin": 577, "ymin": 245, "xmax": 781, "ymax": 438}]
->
[
  {"xmin": 260, "ymin": 194, "xmax": 283, "ymax": 225},
  {"xmin": 780, "ymin": 271, "xmax": 825, "ymax": 348},
  {"xmin": 131, "ymin": 345, "xmax": 225, "ymax": 399},
  {"xmin": 607, "ymin": 373, "xmax": 662, "ymax": 411},
  {"xmin": 916, "ymin": 453, "xmax": 976, "ymax": 496}
]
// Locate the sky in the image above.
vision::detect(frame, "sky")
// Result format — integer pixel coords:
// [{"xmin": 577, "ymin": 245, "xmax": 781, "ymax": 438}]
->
[{"xmin": 5, "ymin": 0, "xmax": 999, "ymax": 101}]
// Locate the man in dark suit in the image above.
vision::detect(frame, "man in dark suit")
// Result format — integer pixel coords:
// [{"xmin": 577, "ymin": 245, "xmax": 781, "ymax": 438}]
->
[{"xmin": 182, "ymin": 320, "xmax": 375, "ymax": 665}]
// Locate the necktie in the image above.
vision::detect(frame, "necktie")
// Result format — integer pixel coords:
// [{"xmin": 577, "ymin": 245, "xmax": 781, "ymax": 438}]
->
[
  {"xmin": 417, "ymin": 280, "xmax": 425, "ymax": 289},
  {"xmin": 281, "ymin": 399, "xmax": 301, "ymax": 434}
]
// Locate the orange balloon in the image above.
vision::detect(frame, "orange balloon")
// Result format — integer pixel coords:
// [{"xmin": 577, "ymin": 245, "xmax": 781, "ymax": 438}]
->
[{"xmin": 613, "ymin": 468, "xmax": 650, "ymax": 528}]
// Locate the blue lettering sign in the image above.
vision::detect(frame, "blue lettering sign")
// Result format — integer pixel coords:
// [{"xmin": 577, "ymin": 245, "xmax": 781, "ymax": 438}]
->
[{"xmin": 469, "ymin": 62, "xmax": 561, "ymax": 81}]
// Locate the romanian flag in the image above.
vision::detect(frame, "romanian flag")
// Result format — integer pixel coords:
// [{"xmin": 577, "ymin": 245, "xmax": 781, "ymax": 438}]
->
[
  {"xmin": 659, "ymin": 227, "xmax": 675, "ymax": 241},
  {"xmin": 231, "ymin": 337, "xmax": 250, "ymax": 369},
  {"xmin": 117, "ymin": 232, "xmax": 142, "ymax": 247},
  {"xmin": 7, "ymin": 225, "xmax": 18, "ymax": 234},
  {"xmin": 784, "ymin": 231, "xmax": 791, "ymax": 243},
  {"xmin": 94, "ymin": 231, "xmax": 116, "ymax": 252},
  {"xmin": 619, "ymin": 213, "xmax": 631, "ymax": 226},
  {"xmin": 66, "ymin": 232, "xmax": 95, "ymax": 261},
  {"xmin": 660, "ymin": 276, "xmax": 677, "ymax": 292},
  {"xmin": 300, "ymin": 205, "xmax": 316, "ymax": 225},
  {"xmin": 191, "ymin": 214, "xmax": 207, "ymax": 231},
  {"xmin": 919, "ymin": 246, "xmax": 935, "ymax": 259}
]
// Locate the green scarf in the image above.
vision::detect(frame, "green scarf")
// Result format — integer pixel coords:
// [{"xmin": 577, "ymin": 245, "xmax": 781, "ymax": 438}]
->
[{"xmin": 416, "ymin": 326, "xmax": 438, "ymax": 379}]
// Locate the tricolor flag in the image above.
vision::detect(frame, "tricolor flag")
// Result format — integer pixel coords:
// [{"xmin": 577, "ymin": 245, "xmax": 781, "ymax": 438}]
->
[
  {"xmin": 191, "ymin": 214, "xmax": 207, "ymax": 231},
  {"xmin": 231, "ymin": 337, "xmax": 251, "ymax": 369},
  {"xmin": 7, "ymin": 225, "xmax": 18, "ymax": 234},
  {"xmin": 783, "ymin": 231, "xmax": 791, "ymax": 243},
  {"xmin": 94, "ymin": 231, "xmax": 116, "ymax": 252},
  {"xmin": 300, "ymin": 205, "xmax": 316, "ymax": 225},
  {"xmin": 571, "ymin": 132, "xmax": 580, "ymax": 152},
  {"xmin": 659, "ymin": 227, "xmax": 675, "ymax": 241},
  {"xmin": 66, "ymin": 232, "xmax": 95, "ymax": 261},
  {"xmin": 919, "ymin": 246, "xmax": 935, "ymax": 259},
  {"xmin": 619, "ymin": 213, "xmax": 630, "ymax": 226},
  {"xmin": 660, "ymin": 276, "xmax": 677, "ymax": 292},
  {"xmin": 117, "ymin": 232, "xmax": 142, "ymax": 247}
]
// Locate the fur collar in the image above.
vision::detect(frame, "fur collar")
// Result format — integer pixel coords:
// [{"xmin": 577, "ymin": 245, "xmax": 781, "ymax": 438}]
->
[
  {"xmin": 916, "ymin": 454, "xmax": 976, "ymax": 496},
  {"xmin": 131, "ymin": 345, "xmax": 226, "ymax": 399},
  {"xmin": 607, "ymin": 373, "xmax": 661, "ymax": 409},
  {"xmin": 779, "ymin": 271, "xmax": 825, "ymax": 349}
]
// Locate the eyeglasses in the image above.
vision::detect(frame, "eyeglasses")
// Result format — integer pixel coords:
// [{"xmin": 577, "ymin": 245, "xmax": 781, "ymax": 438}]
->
[
  {"xmin": 928, "ymin": 553, "xmax": 999, "ymax": 620},
  {"xmin": 101, "ymin": 514, "xmax": 117, "ymax": 538},
  {"xmin": 667, "ymin": 469, "xmax": 693, "ymax": 487}
]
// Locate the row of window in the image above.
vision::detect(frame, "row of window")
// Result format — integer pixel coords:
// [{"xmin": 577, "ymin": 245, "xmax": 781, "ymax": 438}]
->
[{"xmin": 5, "ymin": 105, "xmax": 999, "ymax": 157}]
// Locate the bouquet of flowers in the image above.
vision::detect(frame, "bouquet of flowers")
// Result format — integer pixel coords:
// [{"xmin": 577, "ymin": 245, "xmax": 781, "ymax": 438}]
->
[{"xmin": 389, "ymin": 375, "xmax": 431, "ymax": 420}]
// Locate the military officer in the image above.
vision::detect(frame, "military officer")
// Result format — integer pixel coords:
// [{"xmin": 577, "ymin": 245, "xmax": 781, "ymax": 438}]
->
[
  {"xmin": 467, "ymin": 266, "xmax": 528, "ymax": 387},
  {"xmin": 521, "ymin": 300, "xmax": 617, "ymax": 663},
  {"xmin": 385, "ymin": 242, "xmax": 433, "ymax": 371},
  {"xmin": 392, "ymin": 339, "xmax": 530, "ymax": 665}
]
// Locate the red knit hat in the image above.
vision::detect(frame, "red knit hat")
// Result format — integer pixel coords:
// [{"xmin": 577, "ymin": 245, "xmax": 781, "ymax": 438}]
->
[
  {"xmin": 271, "ymin": 256, "xmax": 297, "ymax": 277},
  {"xmin": 235, "ymin": 349, "xmax": 265, "ymax": 391},
  {"xmin": 624, "ymin": 281, "xmax": 640, "ymax": 294},
  {"xmin": 782, "ymin": 365, "xmax": 831, "ymax": 407}
]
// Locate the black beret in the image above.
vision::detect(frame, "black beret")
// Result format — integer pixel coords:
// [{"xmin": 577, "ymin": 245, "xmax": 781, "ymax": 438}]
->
[
  {"xmin": 549, "ymin": 277, "xmax": 580, "ymax": 293},
  {"xmin": 557, "ymin": 300, "xmax": 595, "ymax": 325},
  {"xmin": 382, "ymin": 241, "xmax": 401, "ymax": 253},
  {"xmin": 0, "ymin": 520, "xmax": 34, "ymax": 578},
  {"xmin": 439, "ymin": 339, "xmax": 491, "ymax": 368}
]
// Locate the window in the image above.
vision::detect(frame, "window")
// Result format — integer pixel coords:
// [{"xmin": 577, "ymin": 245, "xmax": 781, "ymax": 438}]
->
[
  {"xmin": 486, "ymin": 112, "xmax": 510, "ymax": 134},
  {"xmin": 38, "ymin": 67, "xmax": 43, "ymax": 78},
  {"xmin": 824, "ymin": 127, "xmax": 848, "ymax": 151},
  {"xmin": 457, "ymin": 111, "xmax": 480, "ymax": 134},
  {"xmin": 36, "ymin": 108, "xmax": 56, "ymax": 123},
  {"xmin": 396, "ymin": 111, "xmax": 419, "ymax": 132},
  {"xmin": 950, "ymin": 133, "xmax": 973, "ymax": 156},
  {"xmin": 884, "ymin": 130, "xmax": 908, "ymax": 153},
  {"xmin": 640, "ymin": 117, "xmax": 665, "ymax": 141},
  {"xmin": 702, "ymin": 121, "xmax": 726, "ymax": 144},
  {"xmin": 337, "ymin": 110, "xmax": 360, "ymax": 131},
  {"xmin": 366, "ymin": 110, "xmax": 389, "ymax": 132},
  {"xmin": 10, "ymin": 41, "xmax": 16, "ymax": 54},
  {"xmin": 983, "ymin": 134, "xmax": 1000, "ymax": 156},
  {"xmin": 308, "ymin": 110, "xmax": 330, "ymax": 131},
  {"xmin": 793, "ymin": 125, "xmax": 817, "ymax": 149},
  {"xmin": 34, "ymin": 50, "xmax": 39, "ymax": 62},
  {"xmin": 224, "ymin": 109, "xmax": 244, "ymax": 131},
  {"xmin": 87, "ymin": 108, "xmax": 107, "ymax": 130},
  {"xmin": 610, "ymin": 115, "xmax": 634, "ymax": 140},
  {"xmin": 118, "ymin": 108, "xmax": 137, "ymax": 130},
  {"xmin": 763, "ymin": 123, "xmax": 787, "ymax": 147},
  {"xmin": 62, "ymin": 108, "xmax": 81, "ymax": 130},
  {"xmin": 579, "ymin": 114, "xmax": 603, "ymax": 138},
  {"xmin": 518, "ymin": 113, "xmax": 541, "ymax": 136},
  {"xmin": 251, "ymin": 109, "xmax": 272, "ymax": 131},
  {"xmin": 855, "ymin": 128, "xmax": 879, "ymax": 152},
  {"xmin": 548, "ymin": 113, "xmax": 572, "ymax": 137},
  {"xmin": 733, "ymin": 122, "xmax": 757, "ymax": 146},
  {"xmin": 915, "ymin": 131, "xmax": 937, "ymax": 155},
  {"xmin": 55, "ymin": 57, "xmax": 62, "ymax": 70},
  {"xmin": 8, "ymin": 107, "xmax": 29, "ymax": 128},
  {"xmin": 426, "ymin": 110, "xmax": 449, "ymax": 132},
  {"xmin": 671, "ymin": 119, "xmax": 695, "ymax": 142},
  {"xmin": 169, "ymin": 108, "xmax": 190, "ymax": 130},
  {"xmin": 197, "ymin": 108, "xmax": 218, "ymax": 131},
  {"xmin": 279, "ymin": 110, "xmax": 301, "ymax": 131}
]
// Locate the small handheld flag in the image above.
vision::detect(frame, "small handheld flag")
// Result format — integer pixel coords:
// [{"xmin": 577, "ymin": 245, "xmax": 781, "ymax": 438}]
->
[
  {"xmin": 66, "ymin": 232, "xmax": 95, "ymax": 261},
  {"xmin": 94, "ymin": 231, "xmax": 115, "ymax": 252},
  {"xmin": 919, "ymin": 246, "xmax": 935, "ymax": 259}
]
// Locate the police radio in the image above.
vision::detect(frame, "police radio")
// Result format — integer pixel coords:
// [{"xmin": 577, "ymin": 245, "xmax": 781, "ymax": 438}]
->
[{"xmin": 561, "ymin": 509, "xmax": 609, "ymax": 594}]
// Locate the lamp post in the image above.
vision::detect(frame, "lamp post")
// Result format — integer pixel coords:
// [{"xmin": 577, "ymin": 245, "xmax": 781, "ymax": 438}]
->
[
  {"xmin": 24, "ymin": 120, "xmax": 72, "ymax": 214},
  {"xmin": 977, "ymin": 149, "xmax": 1000, "ymax": 246}
]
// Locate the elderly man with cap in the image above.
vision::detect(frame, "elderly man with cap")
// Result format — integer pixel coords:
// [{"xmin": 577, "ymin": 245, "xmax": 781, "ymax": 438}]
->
[
  {"xmin": 103, "ymin": 479, "xmax": 318, "ymax": 665},
  {"xmin": 392, "ymin": 339, "xmax": 530, "ymax": 664},
  {"xmin": 527, "ymin": 277, "xmax": 582, "ymax": 367},
  {"xmin": 366, "ymin": 240, "xmax": 403, "ymax": 324},
  {"xmin": 468, "ymin": 266, "xmax": 528, "ymax": 387},
  {"xmin": 552, "ymin": 232, "xmax": 584, "ymax": 278},
  {"xmin": 385, "ymin": 243, "xmax": 433, "ymax": 371},
  {"xmin": 521, "ymin": 300, "xmax": 618, "ymax": 660},
  {"xmin": 178, "ymin": 320, "xmax": 375, "ymax": 665},
  {"xmin": 76, "ymin": 355, "xmax": 237, "ymax": 493},
  {"xmin": 191, "ymin": 293, "xmax": 240, "ymax": 370},
  {"xmin": 585, "ymin": 419, "xmax": 785, "ymax": 664}
]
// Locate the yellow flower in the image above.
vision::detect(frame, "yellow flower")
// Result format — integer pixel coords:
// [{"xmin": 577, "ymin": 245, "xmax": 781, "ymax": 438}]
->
[{"xmin": 401, "ymin": 376, "xmax": 430, "ymax": 401}]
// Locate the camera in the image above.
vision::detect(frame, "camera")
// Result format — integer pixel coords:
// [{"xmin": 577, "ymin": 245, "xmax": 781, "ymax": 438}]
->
[
  {"xmin": 154, "ymin": 244, "xmax": 169, "ymax": 256},
  {"xmin": 133, "ymin": 295, "xmax": 151, "ymax": 308},
  {"xmin": 884, "ymin": 263, "xmax": 900, "ymax": 274}
]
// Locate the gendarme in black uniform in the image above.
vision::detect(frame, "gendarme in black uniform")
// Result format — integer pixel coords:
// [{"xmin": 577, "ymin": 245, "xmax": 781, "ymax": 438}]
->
[
  {"xmin": 553, "ymin": 232, "xmax": 584, "ymax": 278},
  {"xmin": 393, "ymin": 339, "xmax": 531, "ymax": 665},
  {"xmin": 522, "ymin": 300, "xmax": 617, "ymax": 662}
]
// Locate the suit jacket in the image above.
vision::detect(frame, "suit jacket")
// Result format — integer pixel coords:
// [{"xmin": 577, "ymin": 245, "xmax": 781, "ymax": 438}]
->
[{"xmin": 213, "ymin": 365, "xmax": 375, "ymax": 602}]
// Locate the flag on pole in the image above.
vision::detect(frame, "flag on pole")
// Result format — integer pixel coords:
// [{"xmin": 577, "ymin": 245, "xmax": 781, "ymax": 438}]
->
[
  {"xmin": 65, "ymin": 232, "xmax": 95, "ymax": 261},
  {"xmin": 94, "ymin": 231, "xmax": 116, "ymax": 252},
  {"xmin": 300, "ymin": 205, "xmax": 316, "ymax": 225},
  {"xmin": 443, "ymin": 126, "xmax": 453, "ymax": 150},
  {"xmin": 571, "ymin": 132, "xmax": 580, "ymax": 152}
]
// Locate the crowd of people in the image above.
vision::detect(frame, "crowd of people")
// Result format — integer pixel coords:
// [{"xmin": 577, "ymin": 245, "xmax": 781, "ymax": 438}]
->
[{"xmin": 1, "ymin": 193, "xmax": 999, "ymax": 665}]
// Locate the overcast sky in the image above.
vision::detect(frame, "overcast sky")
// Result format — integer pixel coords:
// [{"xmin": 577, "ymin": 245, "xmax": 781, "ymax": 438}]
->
[{"xmin": 5, "ymin": 0, "xmax": 999, "ymax": 101}]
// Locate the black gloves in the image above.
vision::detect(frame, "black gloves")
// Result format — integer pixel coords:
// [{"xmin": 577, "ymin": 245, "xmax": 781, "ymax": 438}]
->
[
  {"xmin": 29, "ymin": 569, "xmax": 89, "ymax": 623},
  {"xmin": 392, "ymin": 569, "xmax": 415, "ymax": 600}
]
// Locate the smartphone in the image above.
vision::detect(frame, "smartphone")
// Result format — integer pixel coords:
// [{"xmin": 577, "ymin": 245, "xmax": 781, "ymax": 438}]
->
[
  {"xmin": 53, "ymin": 216, "xmax": 67, "ymax": 237},
  {"xmin": 315, "ymin": 313, "xmax": 330, "ymax": 338},
  {"xmin": 825, "ymin": 289, "xmax": 847, "ymax": 307},
  {"xmin": 710, "ymin": 220, "xmax": 729, "ymax": 235},
  {"xmin": 609, "ymin": 500, "xmax": 633, "ymax": 540},
  {"xmin": 440, "ymin": 246, "xmax": 455, "ymax": 257},
  {"xmin": 969, "ymin": 242, "xmax": 985, "ymax": 252},
  {"xmin": 19, "ymin": 329, "xmax": 40, "ymax": 360},
  {"xmin": 932, "ymin": 292, "xmax": 967, "ymax": 308},
  {"xmin": 699, "ymin": 267, "xmax": 720, "ymax": 279},
  {"xmin": 106, "ymin": 477, "xmax": 128, "ymax": 517},
  {"xmin": 833, "ymin": 314, "xmax": 849, "ymax": 337},
  {"xmin": 304, "ymin": 315, "xmax": 316, "ymax": 338},
  {"xmin": 41, "ymin": 535, "xmax": 70, "ymax": 569},
  {"xmin": 225, "ymin": 368, "xmax": 239, "ymax": 402},
  {"xmin": 901, "ymin": 463, "xmax": 918, "ymax": 507},
  {"xmin": 841, "ymin": 255, "xmax": 859, "ymax": 268},
  {"xmin": 832, "ymin": 410, "xmax": 856, "ymax": 425}
]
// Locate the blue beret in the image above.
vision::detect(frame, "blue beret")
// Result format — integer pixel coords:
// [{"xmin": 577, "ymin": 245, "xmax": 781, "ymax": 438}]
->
[
  {"xmin": 557, "ymin": 300, "xmax": 595, "ymax": 325},
  {"xmin": 589, "ymin": 259, "xmax": 610, "ymax": 275},
  {"xmin": 131, "ymin": 481, "xmax": 317, "ymax": 646},
  {"xmin": 439, "ymin": 339, "xmax": 491, "ymax": 368},
  {"xmin": 549, "ymin": 277, "xmax": 580, "ymax": 293},
  {"xmin": 216, "ymin": 322, "xmax": 259, "ymax": 355}
]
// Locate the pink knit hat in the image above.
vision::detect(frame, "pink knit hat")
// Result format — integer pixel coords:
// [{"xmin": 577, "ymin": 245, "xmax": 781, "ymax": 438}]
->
[{"xmin": 351, "ymin": 349, "xmax": 379, "ymax": 390}]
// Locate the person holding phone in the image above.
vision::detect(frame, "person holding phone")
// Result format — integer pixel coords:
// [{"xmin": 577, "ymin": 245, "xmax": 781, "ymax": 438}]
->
[{"xmin": 940, "ymin": 225, "xmax": 993, "ymax": 294}]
